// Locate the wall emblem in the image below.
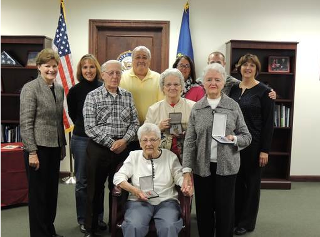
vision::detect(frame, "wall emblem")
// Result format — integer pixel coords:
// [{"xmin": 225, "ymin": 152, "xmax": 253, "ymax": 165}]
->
[{"xmin": 117, "ymin": 50, "xmax": 132, "ymax": 71}]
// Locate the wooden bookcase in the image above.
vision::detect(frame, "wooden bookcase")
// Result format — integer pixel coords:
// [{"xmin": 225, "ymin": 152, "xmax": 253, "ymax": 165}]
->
[
  {"xmin": 1, "ymin": 35, "xmax": 52, "ymax": 142},
  {"xmin": 226, "ymin": 40, "xmax": 298, "ymax": 189}
]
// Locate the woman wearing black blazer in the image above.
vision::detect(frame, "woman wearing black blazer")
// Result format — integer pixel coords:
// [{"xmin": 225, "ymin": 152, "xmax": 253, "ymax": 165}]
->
[{"xmin": 20, "ymin": 48, "xmax": 66, "ymax": 237}]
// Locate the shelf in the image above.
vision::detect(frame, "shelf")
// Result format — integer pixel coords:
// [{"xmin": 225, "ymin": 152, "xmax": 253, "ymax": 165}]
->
[
  {"xmin": 275, "ymin": 99, "xmax": 292, "ymax": 103},
  {"xmin": 1, "ymin": 35, "xmax": 52, "ymax": 44},
  {"xmin": 261, "ymin": 178, "xmax": 291, "ymax": 189},
  {"xmin": 227, "ymin": 40, "xmax": 298, "ymax": 50},
  {"xmin": 269, "ymin": 152, "xmax": 290, "ymax": 156},
  {"xmin": 259, "ymin": 72, "xmax": 294, "ymax": 76},
  {"xmin": 274, "ymin": 126, "xmax": 291, "ymax": 129},
  {"xmin": 230, "ymin": 71, "xmax": 294, "ymax": 76},
  {"xmin": 1, "ymin": 93, "xmax": 20, "ymax": 97},
  {"xmin": 1, "ymin": 66, "xmax": 37, "ymax": 70},
  {"xmin": 1, "ymin": 120, "xmax": 19, "ymax": 124}
]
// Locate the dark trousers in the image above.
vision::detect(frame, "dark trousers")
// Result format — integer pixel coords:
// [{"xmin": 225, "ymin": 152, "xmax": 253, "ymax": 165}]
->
[
  {"xmin": 235, "ymin": 143, "xmax": 261, "ymax": 231},
  {"xmin": 85, "ymin": 140, "xmax": 129, "ymax": 233},
  {"xmin": 194, "ymin": 163, "xmax": 236, "ymax": 237},
  {"xmin": 71, "ymin": 135, "xmax": 105, "ymax": 224},
  {"xmin": 24, "ymin": 146, "xmax": 61, "ymax": 237}
]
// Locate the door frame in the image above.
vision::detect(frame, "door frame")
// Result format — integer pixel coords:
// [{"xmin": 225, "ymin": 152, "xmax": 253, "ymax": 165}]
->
[{"xmin": 89, "ymin": 19, "xmax": 170, "ymax": 72}]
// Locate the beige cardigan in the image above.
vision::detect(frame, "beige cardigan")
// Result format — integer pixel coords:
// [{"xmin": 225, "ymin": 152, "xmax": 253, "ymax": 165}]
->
[{"xmin": 145, "ymin": 97, "xmax": 195, "ymax": 133}]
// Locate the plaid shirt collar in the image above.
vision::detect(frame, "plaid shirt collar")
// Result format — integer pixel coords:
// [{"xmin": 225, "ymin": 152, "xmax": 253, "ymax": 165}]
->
[{"xmin": 101, "ymin": 84, "xmax": 125, "ymax": 97}]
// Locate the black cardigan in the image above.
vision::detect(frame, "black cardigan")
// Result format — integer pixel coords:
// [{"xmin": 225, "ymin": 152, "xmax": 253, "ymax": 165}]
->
[{"xmin": 230, "ymin": 82, "xmax": 274, "ymax": 153}]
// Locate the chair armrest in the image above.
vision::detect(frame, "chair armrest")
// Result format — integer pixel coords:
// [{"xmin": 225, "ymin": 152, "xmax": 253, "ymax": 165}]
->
[
  {"xmin": 177, "ymin": 185, "xmax": 192, "ymax": 237},
  {"xmin": 111, "ymin": 185, "xmax": 129, "ymax": 236},
  {"xmin": 180, "ymin": 195, "xmax": 191, "ymax": 220},
  {"xmin": 112, "ymin": 185, "xmax": 122, "ymax": 197}
]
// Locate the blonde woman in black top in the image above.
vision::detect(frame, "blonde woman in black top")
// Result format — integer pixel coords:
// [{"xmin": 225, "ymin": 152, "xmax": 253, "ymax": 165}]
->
[{"xmin": 67, "ymin": 54, "xmax": 108, "ymax": 233}]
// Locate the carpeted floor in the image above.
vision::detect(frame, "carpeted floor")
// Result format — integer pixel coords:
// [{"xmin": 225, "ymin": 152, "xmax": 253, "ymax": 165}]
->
[{"xmin": 1, "ymin": 182, "xmax": 320, "ymax": 237}]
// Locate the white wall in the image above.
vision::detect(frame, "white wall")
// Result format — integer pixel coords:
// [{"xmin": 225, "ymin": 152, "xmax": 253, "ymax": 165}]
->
[{"xmin": 2, "ymin": 0, "xmax": 320, "ymax": 175}]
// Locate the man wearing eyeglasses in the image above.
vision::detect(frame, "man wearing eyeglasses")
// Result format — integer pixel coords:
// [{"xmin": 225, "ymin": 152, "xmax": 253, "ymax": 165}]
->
[{"xmin": 83, "ymin": 60, "xmax": 139, "ymax": 237}]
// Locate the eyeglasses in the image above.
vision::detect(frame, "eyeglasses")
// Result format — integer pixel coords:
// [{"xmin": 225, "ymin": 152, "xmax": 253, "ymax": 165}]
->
[
  {"xmin": 177, "ymin": 64, "xmax": 190, "ymax": 69},
  {"xmin": 140, "ymin": 138, "xmax": 159, "ymax": 143},
  {"xmin": 164, "ymin": 83, "xmax": 181, "ymax": 88},
  {"xmin": 204, "ymin": 78, "xmax": 223, "ymax": 83},
  {"xmin": 104, "ymin": 71, "xmax": 121, "ymax": 77}
]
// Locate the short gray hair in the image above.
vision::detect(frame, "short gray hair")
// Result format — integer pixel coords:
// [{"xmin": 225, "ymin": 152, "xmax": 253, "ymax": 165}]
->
[
  {"xmin": 132, "ymin": 46, "xmax": 151, "ymax": 59},
  {"xmin": 137, "ymin": 123, "xmax": 161, "ymax": 140},
  {"xmin": 101, "ymin": 60, "xmax": 122, "ymax": 72},
  {"xmin": 159, "ymin": 68, "xmax": 185, "ymax": 91},
  {"xmin": 202, "ymin": 63, "xmax": 226, "ymax": 83}
]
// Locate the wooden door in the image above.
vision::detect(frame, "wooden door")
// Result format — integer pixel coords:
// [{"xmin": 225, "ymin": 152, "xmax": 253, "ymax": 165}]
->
[{"xmin": 89, "ymin": 20, "xmax": 169, "ymax": 73}]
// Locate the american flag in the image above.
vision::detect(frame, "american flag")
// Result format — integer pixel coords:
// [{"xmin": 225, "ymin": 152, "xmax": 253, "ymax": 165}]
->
[{"xmin": 52, "ymin": 0, "xmax": 75, "ymax": 132}]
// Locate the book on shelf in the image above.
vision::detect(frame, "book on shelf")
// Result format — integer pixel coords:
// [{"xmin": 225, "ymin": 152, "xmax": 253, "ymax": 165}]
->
[
  {"xmin": 280, "ymin": 104, "xmax": 285, "ymax": 127},
  {"xmin": 1, "ymin": 124, "xmax": 22, "ymax": 143},
  {"xmin": 274, "ymin": 104, "xmax": 290, "ymax": 128},
  {"xmin": 286, "ymin": 107, "xmax": 290, "ymax": 127}
]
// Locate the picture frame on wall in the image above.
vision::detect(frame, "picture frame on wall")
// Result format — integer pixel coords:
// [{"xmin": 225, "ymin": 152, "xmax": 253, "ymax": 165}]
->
[
  {"xmin": 268, "ymin": 56, "xmax": 290, "ymax": 73},
  {"xmin": 26, "ymin": 51, "xmax": 39, "ymax": 67}
]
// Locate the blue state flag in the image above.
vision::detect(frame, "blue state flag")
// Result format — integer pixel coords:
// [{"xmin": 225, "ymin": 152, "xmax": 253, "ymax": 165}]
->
[{"xmin": 177, "ymin": 2, "xmax": 194, "ymax": 61}]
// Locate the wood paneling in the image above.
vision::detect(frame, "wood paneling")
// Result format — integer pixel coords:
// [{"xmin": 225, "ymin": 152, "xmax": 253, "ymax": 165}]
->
[{"xmin": 89, "ymin": 20, "xmax": 169, "ymax": 73}]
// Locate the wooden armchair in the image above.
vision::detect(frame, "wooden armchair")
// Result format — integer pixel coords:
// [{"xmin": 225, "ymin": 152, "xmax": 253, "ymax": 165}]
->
[{"xmin": 111, "ymin": 185, "xmax": 191, "ymax": 237}]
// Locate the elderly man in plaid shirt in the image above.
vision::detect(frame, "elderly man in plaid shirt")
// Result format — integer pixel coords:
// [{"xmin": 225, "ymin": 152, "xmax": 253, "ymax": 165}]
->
[{"xmin": 83, "ymin": 60, "xmax": 139, "ymax": 237}]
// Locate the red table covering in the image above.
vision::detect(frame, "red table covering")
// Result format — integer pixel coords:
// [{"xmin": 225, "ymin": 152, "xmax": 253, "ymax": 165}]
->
[{"xmin": 1, "ymin": 142, "xmax": 28, "ymax": 206}]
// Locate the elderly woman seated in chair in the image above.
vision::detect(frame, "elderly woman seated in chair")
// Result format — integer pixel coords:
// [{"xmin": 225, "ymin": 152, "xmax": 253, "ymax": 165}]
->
[{"xmin": 113, "ymin": 123, "xmax": 193, "ymax": 237}]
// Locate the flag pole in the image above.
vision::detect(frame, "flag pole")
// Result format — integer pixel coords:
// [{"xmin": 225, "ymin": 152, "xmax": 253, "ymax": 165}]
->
[
  {"xmin": 58, "ymin": 0, "xmax": 75, "ymax": 184},
  {"xmin": 62, "ymin": 132, "xmax": 76, "ymax": 184}
]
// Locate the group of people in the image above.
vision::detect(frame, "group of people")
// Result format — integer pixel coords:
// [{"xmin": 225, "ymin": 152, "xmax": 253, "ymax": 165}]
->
[{"xmin": 20, "ymin": 45, "xmax": 275, "ymax": 237}]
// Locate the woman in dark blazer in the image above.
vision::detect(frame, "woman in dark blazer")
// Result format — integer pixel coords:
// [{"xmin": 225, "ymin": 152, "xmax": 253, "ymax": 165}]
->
[{"xmin": 20, "ymin": 48, "xmax": 66, "ymax": 237}]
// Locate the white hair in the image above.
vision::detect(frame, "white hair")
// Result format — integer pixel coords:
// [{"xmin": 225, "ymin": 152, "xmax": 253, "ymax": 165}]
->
[
  {"xmin": 202, "ymin": 63, "xmax": 227, "ymax": 83},
  {"xmin": 132, "ymin": 46, "xmax": 151, "ymax": 59},
  {"xmin": 137, "ymin": 123, "xmax": 161, "ymax": 140},
  {"xmin": 159, "ymin": 68, "xmax": 185, "ymax": 91},
  {"xmin": 101, "ymin": 60, "xmax": 122, "ymax": 72}
]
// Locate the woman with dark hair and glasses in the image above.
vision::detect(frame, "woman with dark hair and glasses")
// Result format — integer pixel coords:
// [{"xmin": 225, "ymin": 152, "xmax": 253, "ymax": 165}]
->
[
  {"xmin": 173, "ymin": 55, "xmax": 205, "ymax": 101},
  {"xmin": 182, "ymin": 63, "xmax": 251, "ymax": 237},
  {"xmin": 113, "ymin": 123, "xmax": 193, "ymax": 237},
  {"xmin": 67, "ymin": 54, "xmax": 107, "ymax": 233}
]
